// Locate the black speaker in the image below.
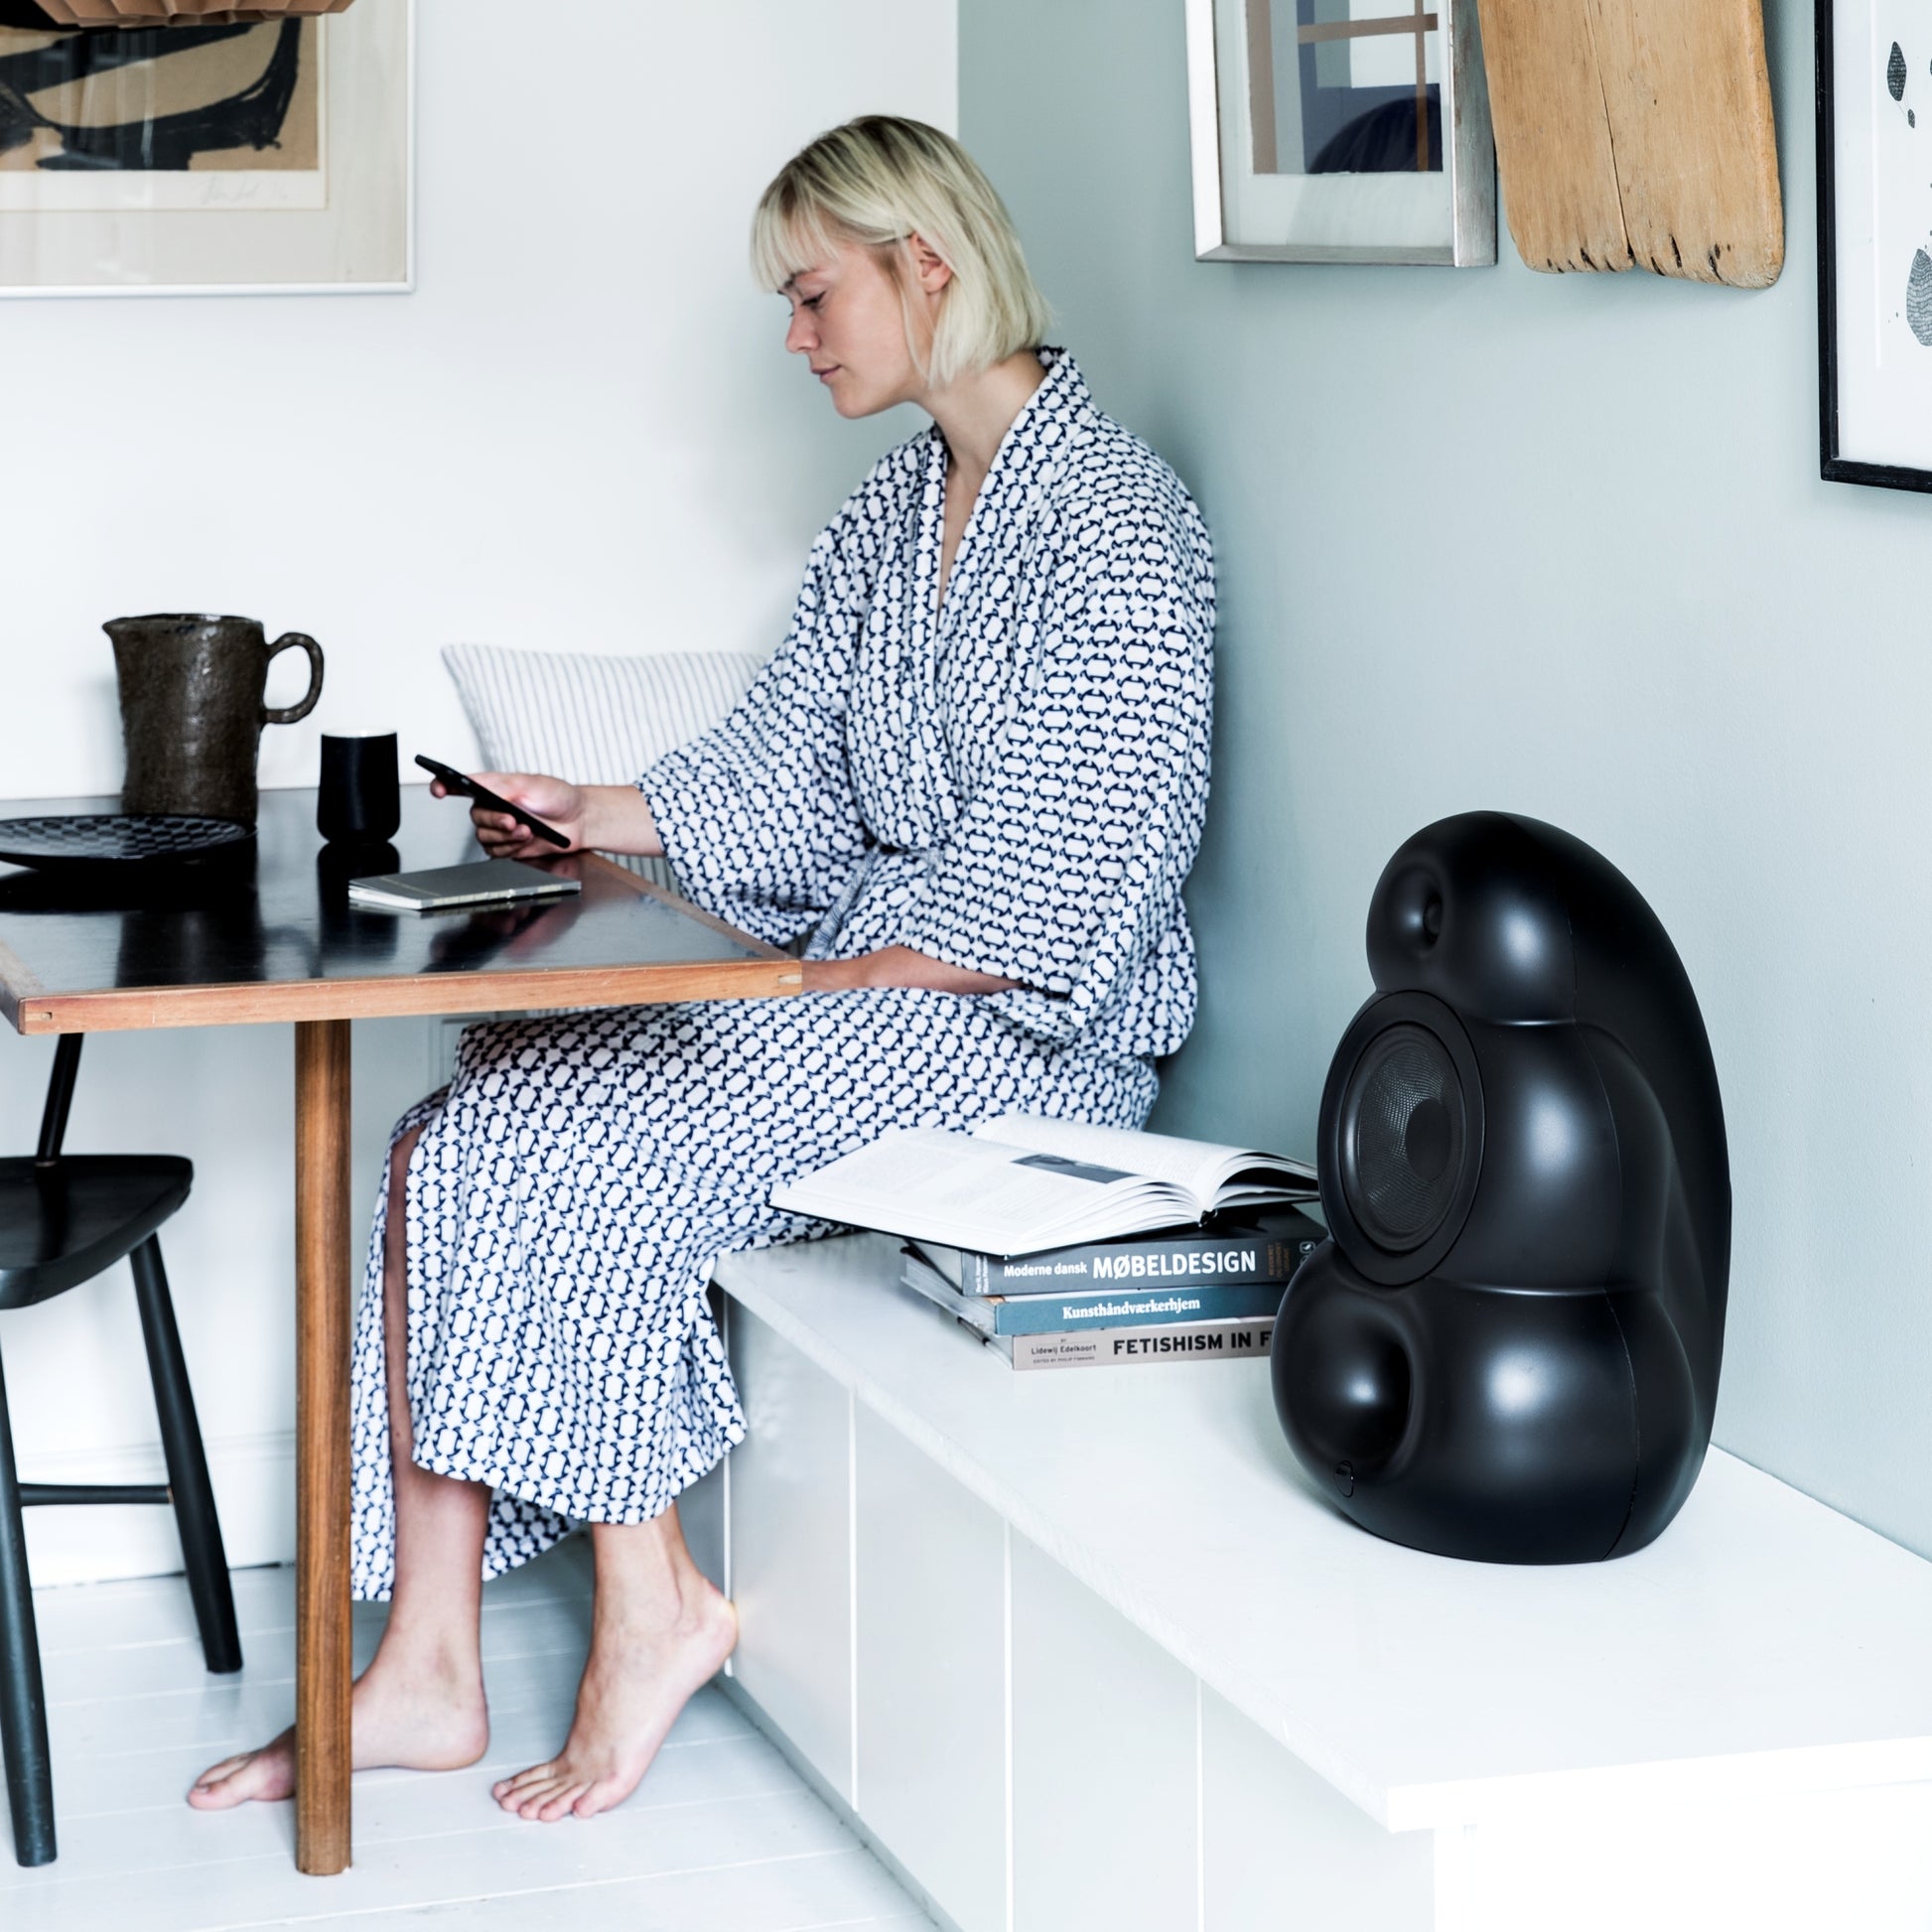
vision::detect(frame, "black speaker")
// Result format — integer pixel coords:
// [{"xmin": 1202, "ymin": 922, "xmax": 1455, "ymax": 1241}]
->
[{"xmin": 1271, "ymin": 812, "xmax": 1730, "ymax": 1564}]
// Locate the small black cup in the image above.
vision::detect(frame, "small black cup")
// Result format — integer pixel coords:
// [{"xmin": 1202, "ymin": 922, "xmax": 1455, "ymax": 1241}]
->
[{"xmin": 318, "ymin": 732, "xmax": 401, "ymax": 845}]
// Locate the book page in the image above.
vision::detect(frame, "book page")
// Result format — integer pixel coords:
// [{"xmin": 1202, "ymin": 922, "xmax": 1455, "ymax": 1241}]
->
[
  {"xmin": 785, "ymin": 1130, "xmax": 1058, "ymax": 1216},
  {"xmin": 770, "ymin": 1128, "xmax": 1196, "ymax": 1252},
  {"xmin": 971, "ymin": 1113, "xmax": 1311, "ymax": 1210}
]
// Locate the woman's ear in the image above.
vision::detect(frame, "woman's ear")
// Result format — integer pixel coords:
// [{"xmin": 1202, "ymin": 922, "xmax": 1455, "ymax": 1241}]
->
[{"xmin": 905, "ymin": 232, "xmax": 953, "ymax": 296}]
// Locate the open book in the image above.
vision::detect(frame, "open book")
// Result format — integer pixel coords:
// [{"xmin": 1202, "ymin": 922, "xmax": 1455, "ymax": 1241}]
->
[{"xmin": 770, "ymin": 1113, "xmax": 1316, "ymax": 1258}]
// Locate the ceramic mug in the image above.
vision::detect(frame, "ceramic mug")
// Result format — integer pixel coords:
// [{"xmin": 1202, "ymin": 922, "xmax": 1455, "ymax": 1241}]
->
[{"xmin": 317, "ymin": 731, "xmax": 401, "ymax": 846}]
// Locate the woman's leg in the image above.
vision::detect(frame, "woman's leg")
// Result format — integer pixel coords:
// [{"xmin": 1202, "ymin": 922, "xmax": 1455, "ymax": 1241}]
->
[
  {"xmin": 478, "ymin": 988, "xmax": 1133, "ymax": 1826},
  {"xmin": 190, "ymin": 1127, "xmax": 493, "ymax": 1807},
  {"xmin": 489, "ymin": 1501, "xmax": 737, "ymax": 1822}
]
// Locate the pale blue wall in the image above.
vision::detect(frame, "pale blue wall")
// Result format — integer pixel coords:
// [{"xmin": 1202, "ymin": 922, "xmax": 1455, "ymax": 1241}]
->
[{"xmin": 963, "ymin": 0, "xmax": 1932, "ymax": 1557}]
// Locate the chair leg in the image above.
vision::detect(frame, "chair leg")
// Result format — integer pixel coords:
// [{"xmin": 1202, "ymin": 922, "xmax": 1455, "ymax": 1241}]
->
[
  {"xmin": 0, "ymin": 1341, "xmax": 55, "ymax": 1866},
  {"xmin": 129, "ymin": 1238, "xmax": 242, "ymax": 1677}
]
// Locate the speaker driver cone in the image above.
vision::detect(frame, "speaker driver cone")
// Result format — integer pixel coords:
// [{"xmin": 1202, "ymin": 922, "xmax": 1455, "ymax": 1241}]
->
[{"xmin": 1339, "ymin": 1023, "xmax": 1467, "ymax": 1253}]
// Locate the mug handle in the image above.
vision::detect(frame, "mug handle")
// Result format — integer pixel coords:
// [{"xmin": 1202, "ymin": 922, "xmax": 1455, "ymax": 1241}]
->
[{"xmin": 263, "ymin": 631, "xmax": 325, "ymax": 726}]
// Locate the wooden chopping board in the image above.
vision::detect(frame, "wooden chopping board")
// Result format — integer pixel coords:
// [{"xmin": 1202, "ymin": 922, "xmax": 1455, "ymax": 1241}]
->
[{"xmin": 1474, "ymin": 0, "xmax": 1783, "ymax": 287}]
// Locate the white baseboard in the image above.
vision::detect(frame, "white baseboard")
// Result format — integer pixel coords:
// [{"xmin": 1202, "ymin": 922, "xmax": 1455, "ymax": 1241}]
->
[{"xmin": 19, "ymin": 1431, "xmax": 295, "ymax": 1587}]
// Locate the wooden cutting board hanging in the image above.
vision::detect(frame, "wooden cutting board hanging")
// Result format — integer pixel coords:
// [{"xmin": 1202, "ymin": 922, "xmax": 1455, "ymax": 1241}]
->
[{"xmin": 1473, "ymin": 0, "xmax": 1783, "ymax": 287}]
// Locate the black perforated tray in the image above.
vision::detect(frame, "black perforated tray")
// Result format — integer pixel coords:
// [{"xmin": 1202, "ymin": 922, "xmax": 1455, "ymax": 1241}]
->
[{"xmin": 0, "ymin": 814, "xmax": 255, "ymax": 875}]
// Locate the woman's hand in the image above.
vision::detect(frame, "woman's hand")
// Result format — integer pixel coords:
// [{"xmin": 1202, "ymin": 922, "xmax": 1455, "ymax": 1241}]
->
[
  {"xmin": 430, "ymin": 776, "xmax": 664, "ymax": 861},
  {"xmin": 432, "ymin": 771, "xmax": 589, "ymax": 860}
]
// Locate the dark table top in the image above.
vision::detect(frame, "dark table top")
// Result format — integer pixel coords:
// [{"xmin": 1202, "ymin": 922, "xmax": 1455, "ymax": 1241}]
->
[{"xmin": 0, "ymin": 787, "xmax": 797, "ymax": 1035}]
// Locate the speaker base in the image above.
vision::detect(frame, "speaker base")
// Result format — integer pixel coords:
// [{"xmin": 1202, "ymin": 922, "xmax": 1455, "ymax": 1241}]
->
[{"xmin": 1271, "ymin": 1245, "xmax": 1702, "ymax": 1565}]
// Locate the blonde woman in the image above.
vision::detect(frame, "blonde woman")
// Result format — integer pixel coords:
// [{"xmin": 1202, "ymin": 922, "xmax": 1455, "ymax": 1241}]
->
[{"xmin": 192, "ymin": 116, "xmax": 1215, "ymax": 1825}]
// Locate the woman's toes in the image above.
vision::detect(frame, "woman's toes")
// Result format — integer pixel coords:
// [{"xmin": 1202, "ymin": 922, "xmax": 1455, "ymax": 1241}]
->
[
  {"xmin": 497, "ymin": 1772, "xmax": 551, "ymax": 1814},
  {"xmin": 186, "ymin": 1740, "xmax": 294, "ymax": 1811},
  {"xmin": 494, "ymin": 1765, "xmax": 593, "ymax": 1823},
  {"xmin": 572, "ymin": 1778, "xmax": 623, "ymax": 1820},
  {"xmin": 522, "ymin": 1778, "xmax": 572, "ymax": 1821},
  {"xmin": 191, "ymin": 1751, "xmax": 249, "ymax": 1791},
  {"xmin": 186, "ymin": 1754, "xmax": 250, "ymax": 1809},
  {"xmin": 493, "ymin": 1763, "xmax": 554, "ymax": 1810}
]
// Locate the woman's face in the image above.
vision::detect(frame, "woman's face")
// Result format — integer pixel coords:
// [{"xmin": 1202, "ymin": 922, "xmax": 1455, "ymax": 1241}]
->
[{"xmin": 781, "ymin": 235, "xmax": 946, "ymax": 418}]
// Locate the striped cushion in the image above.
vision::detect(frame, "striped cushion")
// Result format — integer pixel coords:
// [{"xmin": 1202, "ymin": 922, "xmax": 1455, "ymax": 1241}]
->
[
  {"xmin": 443, "ymin": 643, "xmax": 759, "ymax": 785},
  {"xmin": 442, "ymin": 643, "xmax": 760, "ymax": 887}
]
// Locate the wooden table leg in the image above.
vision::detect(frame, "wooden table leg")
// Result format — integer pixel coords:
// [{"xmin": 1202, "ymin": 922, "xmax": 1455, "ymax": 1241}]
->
[{"xmin": 294, "ymin": 1019, "xmax": 352, "ymax": 1875}]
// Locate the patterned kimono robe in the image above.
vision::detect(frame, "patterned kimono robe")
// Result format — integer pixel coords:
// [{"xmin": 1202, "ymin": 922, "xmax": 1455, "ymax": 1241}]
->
[{"xmin": 348, "ymin": 351, "xmax": 1216, "ymax": 1595}]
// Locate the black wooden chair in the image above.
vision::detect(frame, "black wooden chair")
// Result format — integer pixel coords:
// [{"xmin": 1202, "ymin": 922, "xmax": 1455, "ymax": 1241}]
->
[{"xmin": 0, "ymin": 1036, "xmax": 241, "ymax": 1866}]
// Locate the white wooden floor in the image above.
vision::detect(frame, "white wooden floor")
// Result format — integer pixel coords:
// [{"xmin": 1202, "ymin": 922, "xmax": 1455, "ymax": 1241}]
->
[{"xmin": 0, "ymin": 1540, "xmax": 931, "ymax": 1930}]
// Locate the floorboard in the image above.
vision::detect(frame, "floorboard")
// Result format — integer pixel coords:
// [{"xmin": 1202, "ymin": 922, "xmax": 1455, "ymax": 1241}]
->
[{"xmin": 0, "ymin": 1543, "xmax": 932, "ymax": 1931}]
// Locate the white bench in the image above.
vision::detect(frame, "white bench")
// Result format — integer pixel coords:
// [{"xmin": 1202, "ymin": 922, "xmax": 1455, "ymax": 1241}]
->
[
  {"xmin": 447, "ymin": 651, "xmax": 1932, "ymax": 1928},
  {"xmin": 681, "ymin": 1233, "xmax": 1932, "ymax": 1932}
]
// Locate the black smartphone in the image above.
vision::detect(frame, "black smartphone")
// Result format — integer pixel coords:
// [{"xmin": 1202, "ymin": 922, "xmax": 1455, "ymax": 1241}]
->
[{"xmin": 414, "ymin": 755, "xmax": 573, "ymax": 849}]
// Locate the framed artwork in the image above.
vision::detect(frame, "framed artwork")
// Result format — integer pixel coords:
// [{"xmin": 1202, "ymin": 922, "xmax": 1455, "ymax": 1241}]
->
[
  {"xmin": 1184, "ymin": 0, "xmax": 1495, "ymax": 265},
  {"xmin": 0, "ymin": 0, "xmax": 411, "ymax": 297},
  {"xmin": 1819, "ymin": 0, "xmax": 1932, "ymax": 489}
]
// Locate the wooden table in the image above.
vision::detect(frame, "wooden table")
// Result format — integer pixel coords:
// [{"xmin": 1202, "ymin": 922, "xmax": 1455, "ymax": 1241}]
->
[{"xmin": 0, "ymin": 786, "xmax": 798, "ymax": 1874}]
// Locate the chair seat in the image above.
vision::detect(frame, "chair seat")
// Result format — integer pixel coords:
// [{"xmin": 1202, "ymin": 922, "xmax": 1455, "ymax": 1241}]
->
[{"xmin": 0, "ymin": 1157, "xmax": 193, "ymax": 1310}]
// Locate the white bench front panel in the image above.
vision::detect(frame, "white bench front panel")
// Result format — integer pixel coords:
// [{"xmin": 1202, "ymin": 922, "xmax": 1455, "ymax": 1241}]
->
[
  {"xmin": 724, "ymin": 1304, "xmax": 855, "ymax": 1805},
  {"xmin": 1010, "ymin": 1532, "xmax": 1198, "ymax": 1932},
  {"xmin": 1437, "ymin": 1780, "xmax": 1932, "ymax": 1932},
  {"xmin": 855, "ymin": 1407, "xmax": 1008, "ymax": 1932},
  {"xmin": 1202, "ymin": 1687, "xmax": 1434, "ymax": 1931}
]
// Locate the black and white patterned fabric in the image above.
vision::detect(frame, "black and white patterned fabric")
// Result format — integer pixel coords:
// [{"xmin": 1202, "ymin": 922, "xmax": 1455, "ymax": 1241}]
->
[
  {"xmin": 648, "ymin": 349, "xmax": 1216, "ymax": 1059},
  {"xmin": 348, "ymin": 350, "xmax": 1216, "ymax": 1596}
]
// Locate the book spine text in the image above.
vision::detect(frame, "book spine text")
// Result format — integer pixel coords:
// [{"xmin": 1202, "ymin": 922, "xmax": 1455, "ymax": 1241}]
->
[
  {"xmin": 1007, "ymin": 1318, "xmax": 1276, "ymax": 1371},
  {"xmin": 965, "ymin": 1237, "xmax": 1313, "ymax": 1296},
  {"xmin": 991, "ymin": 1279, "xmax": 1286, "ymax": 1335}
]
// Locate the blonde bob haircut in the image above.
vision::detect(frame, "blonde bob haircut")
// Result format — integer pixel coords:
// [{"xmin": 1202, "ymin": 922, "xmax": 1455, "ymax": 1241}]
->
[{"xmin": 753, "ymin": 116, "xmax": 1051, "ymax": 391}]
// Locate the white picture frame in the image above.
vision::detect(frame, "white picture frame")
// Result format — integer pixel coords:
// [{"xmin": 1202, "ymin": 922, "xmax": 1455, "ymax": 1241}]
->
[
  {"xmin": 1818, "ymin": 0, "xmax": 1932, "ymax": 490},
  {"xmin": 1185, "ymin": 0, "xmax": 1495, "ymax": 267},
  {"xmin": 0, "ymin": 0, "xmax": 412, "ymax": 298}
]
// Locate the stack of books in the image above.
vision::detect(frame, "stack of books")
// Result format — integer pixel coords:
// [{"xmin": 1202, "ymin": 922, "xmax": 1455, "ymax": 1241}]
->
[
  {"xmin": 897, "ymin": 1211, "xmax": 1323, "ymax": 1368},
  {"xmin": 771, "ymin": 1113, "xmax": 1325, "ymax": 1372}
]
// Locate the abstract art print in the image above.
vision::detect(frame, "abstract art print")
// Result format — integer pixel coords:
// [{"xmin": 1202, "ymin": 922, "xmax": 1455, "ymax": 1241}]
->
[
  {"xmin": 0, "ymin": 0, "xmax": 408, "ymax": 295},
  {"xmin": 1820, "ymin": 0, "xmax": 1932, "ymax": 488},
  {"xmin": 1185, "ymin": 0, "xmax": 1495, "ymax": 264}
]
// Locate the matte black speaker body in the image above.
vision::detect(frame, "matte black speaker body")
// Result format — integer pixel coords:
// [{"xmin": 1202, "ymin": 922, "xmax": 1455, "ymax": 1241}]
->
[{"xmin": 1271, "ymin": 813, "xmax": 1730, "ymax": 1564}]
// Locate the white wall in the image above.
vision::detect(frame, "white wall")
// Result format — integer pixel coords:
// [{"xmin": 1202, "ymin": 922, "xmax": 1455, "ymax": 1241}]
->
[
  {"xmin": 0, "ymin": 0, "xmax": 956, "ymax": 1585},
  {"xmin": 962, "ymin": 0, "xmax": 1932, "ymax": 1559}
]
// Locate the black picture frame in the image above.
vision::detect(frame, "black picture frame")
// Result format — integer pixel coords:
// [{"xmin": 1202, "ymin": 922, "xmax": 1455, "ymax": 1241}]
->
[{"xmin": 1818, "ymin": 0, "xmax": 1932, "ymax": 491}]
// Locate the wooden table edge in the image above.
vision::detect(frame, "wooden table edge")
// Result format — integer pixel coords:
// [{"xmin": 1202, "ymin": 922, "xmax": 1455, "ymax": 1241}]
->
[
  {"xmin": 7, "ymin": 957, "xmax": 802, "ymax": 1035},
  {"xmin": 1, "ymin": 852, "xmax": 796, "ymax": 1037}
]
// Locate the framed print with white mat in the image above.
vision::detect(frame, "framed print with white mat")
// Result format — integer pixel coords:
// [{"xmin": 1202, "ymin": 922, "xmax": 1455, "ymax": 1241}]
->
[
  {"xmin": 1185, "ymin": 0, "xmax": 1495, "ymax": 265},
  {"xmin": 1819, "ymin": 0, "xmax": 1932, "ymax": 489},
  {"xmin": 0, "ymin": 0, "xmax": 411, "ymax": 296}
]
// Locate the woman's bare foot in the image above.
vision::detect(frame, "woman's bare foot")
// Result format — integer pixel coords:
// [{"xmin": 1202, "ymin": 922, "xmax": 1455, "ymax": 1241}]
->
[
  {"xmin": 492, "ymin": 1570, "xmax": 737, "ymax": 1823},
  {"xmin": 187, "ymin": 1646, "xmax": 489, "ymax": 1810}
]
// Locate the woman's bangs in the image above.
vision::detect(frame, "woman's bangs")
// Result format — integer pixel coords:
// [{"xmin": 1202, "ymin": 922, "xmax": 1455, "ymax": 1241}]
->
[{"xmin": 752, "ymin": 192, "xmax": 844, "ymax": 293}]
